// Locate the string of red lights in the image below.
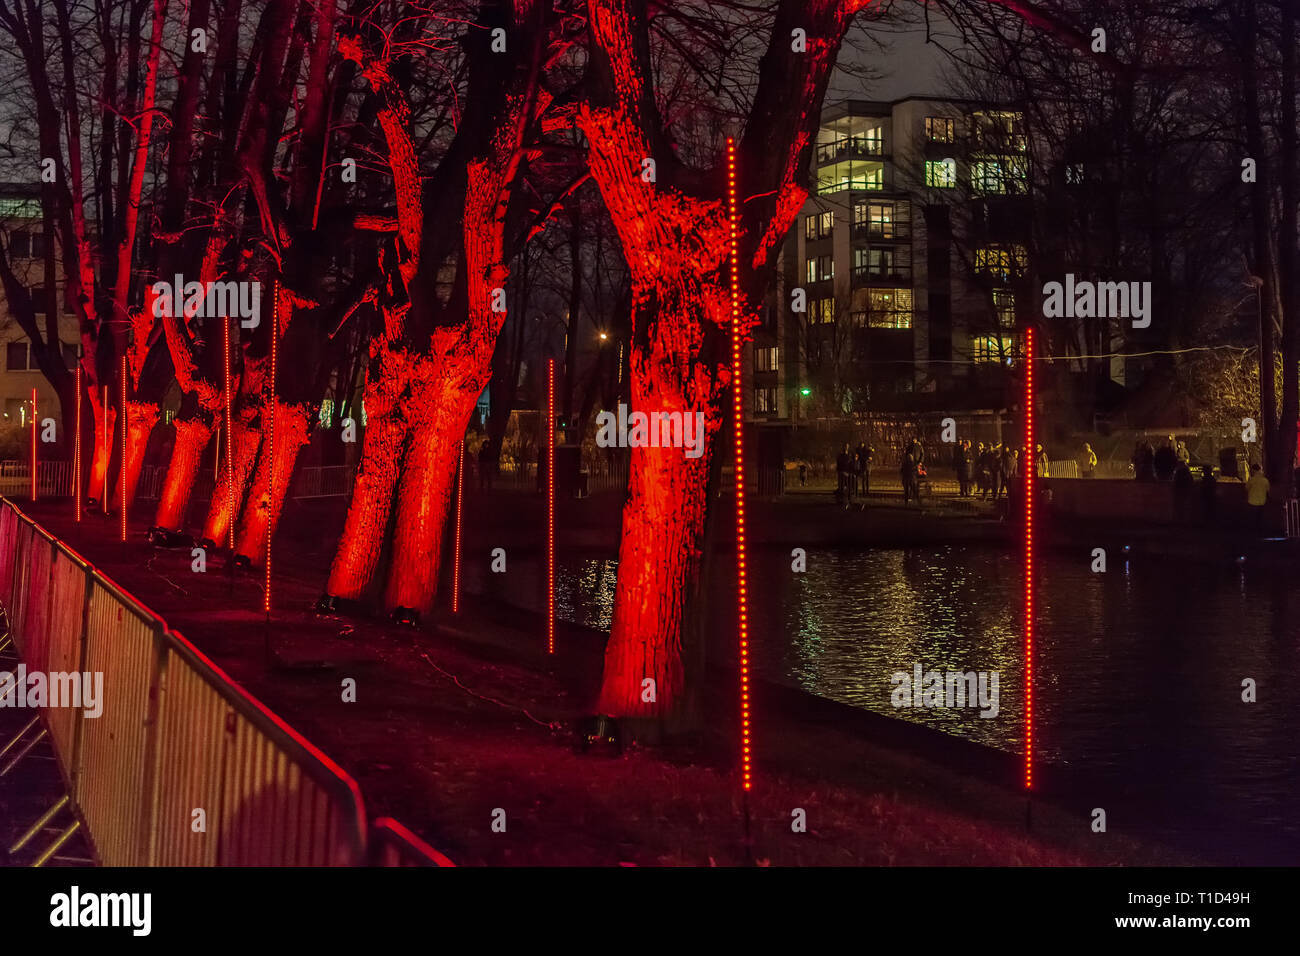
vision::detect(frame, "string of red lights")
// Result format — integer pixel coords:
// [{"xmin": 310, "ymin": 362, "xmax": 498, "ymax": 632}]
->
[
  {"xmin": 29, "ymin": 387, "xmax": 37, "ymax": 503},
  {"xmin": 74, "ymin": 368, "xmax": 82, "ymax": 522},
  {"xmin": 453, "ymin": 439, "xmax": 464, "ymax": 614},
  {"xmin": 120, "ymin": 356, "xmax": 128, "ymax": 541},
  {"xmin": 224, "ymin": 310, "xmax": 234, "ymax": 554},
  {"xmin": 1023, "ymin": 327, "xmax": 1035, "ymax": 791},
  {"xmin": 728, "ymin": 137, "xmax": 752, "ymax": 794},
  {"xmin": 265, "ymin": 280, "xmax": 278, "ymax": 616},
  {"xmin": 547, "ymin": 357, "xmax": 555, "ymax": 655}
]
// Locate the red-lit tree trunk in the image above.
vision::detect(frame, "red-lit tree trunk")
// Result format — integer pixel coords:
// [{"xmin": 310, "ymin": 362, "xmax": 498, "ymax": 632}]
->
[
  {"xmin": 234, "ymin": 401, "xmax": 312, "ymax": 564},
  {"xmin": 579, "ymin": 0, "xmax": 872, "ymax": 721},
  {"xmin": 88, "ymin": 396, "xmax": 115, "ymax": 503},
  {"xmin": 325, "ymin": 342, "xmax": 411, "ymax": 600},
  {"xmin": 202, "ymin": 420, "xmax": 261, "ymax": 544},
  {"xmin": 113, "ymin": 401, "xmax": 161, "ymax": 509},
  {"xmin": 154, "ymin": 418, "xmax": 213, "ymax": 530},
  {"xmin": 598, "ymin": 338, "xmax": 723, "ymax": 715},
  {"xmin": 381, "ymin": 361, "xmax": 482, "ymax": 613}
]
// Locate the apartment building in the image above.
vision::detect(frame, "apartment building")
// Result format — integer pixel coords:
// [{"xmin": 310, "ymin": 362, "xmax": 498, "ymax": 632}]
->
[
  {"xmin": 0, "ymin": 183, "xmax": 78, "ymax": 428},
  {"xmin": 749, "ymin": 97, "xmax": 1033, "ymax": 424}
]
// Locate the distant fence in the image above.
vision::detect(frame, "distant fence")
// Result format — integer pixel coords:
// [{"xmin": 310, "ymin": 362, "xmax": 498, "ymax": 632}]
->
[{"xmin": 0, "ymin": 497, "xmax": 450, "ymax": 866}]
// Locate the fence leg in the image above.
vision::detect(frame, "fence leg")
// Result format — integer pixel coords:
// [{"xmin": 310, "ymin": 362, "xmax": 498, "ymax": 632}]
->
[
  {"xmin": 0, "ymin": 725, "xmax": 48, "ymax": 777},
  {"xmin": 8, "ymin": 793, "xmax": 68, "ymax": 855},
  {"xmin": 32, "ymin": 819, "xmax": 83, "ymax": 867}
]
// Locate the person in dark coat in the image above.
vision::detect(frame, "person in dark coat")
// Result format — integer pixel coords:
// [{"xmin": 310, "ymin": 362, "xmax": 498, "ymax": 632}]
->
[
  {"xmin": 900, "ymin": 449, "xmax": 919, "ymax": 504},
  {"xmin": 955, "ymin": 440, "xmax": 972, "ymax": 497},
  {"xmin": 836, "ymin": 444, "xmax": 853, "ymax": 504}
]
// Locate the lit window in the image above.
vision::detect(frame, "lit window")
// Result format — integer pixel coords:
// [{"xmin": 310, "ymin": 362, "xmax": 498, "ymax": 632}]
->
[
  {"xmin": 869, "ymin": 202, "xmax": 894, "ymax": 236},
  {"xmin": 805, "ymin": 217, "xmax": 817, "ymax": 240},
  {"xmin": 975, "ymin": 245, "xmax": 1027, "ymax": 282},
  {"xmin": 973, "ymin": 334, "xmax": 1021, "ymax": 365},
  {"xmin": 971, "ymin": 156, "xmax": 1027, "ymax": 195},
  {"xmin": 925, "ymin": 117, "xmax": 955, "ymax": 143},
  {"xmin": 806, "ymin": 259, "xmax": 817, "ymax": 283},
  {"xmin": 754, "ymin": 387, "xmax": 777, "ymax": 413},
  {"xmin": 925, "ymin": 159, "xmax": 956, "ymax": 188},
  {"xmin": 993, "ymin": 290, "xmax": 1015, "ymax": 328},
  {"xmin": 867, "ymin": 289, "xmax": 913, "ymax": 329},
  {"xmin": 755, "ymin": 347, "xmax": 779, "ymax": 372}
]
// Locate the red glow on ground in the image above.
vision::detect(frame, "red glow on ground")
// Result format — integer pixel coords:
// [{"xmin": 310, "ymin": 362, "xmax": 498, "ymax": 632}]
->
[
  {"xmin": 547, "ymin": 358, "xmax": 555, "ymax": 655},
  {"xmin": 728, "ymin": 138, "xmax": 752, "ymax": 793},
  {"xmin": 235, "ymin": 401, "xmax": 310, "ymax": 562},
  {"xmin": 1023, "ymin": 327, "xmax": 1035, "ymax": 791}
]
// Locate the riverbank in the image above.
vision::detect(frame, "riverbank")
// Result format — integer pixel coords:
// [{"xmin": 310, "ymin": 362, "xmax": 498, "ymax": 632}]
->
[{"xmin": 16, "ymin": 499, "xmax": 1189, "ymax": 866}]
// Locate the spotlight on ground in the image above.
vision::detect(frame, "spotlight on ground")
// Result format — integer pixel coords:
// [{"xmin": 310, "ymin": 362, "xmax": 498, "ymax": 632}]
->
[
  {"xmin": 577, "ymin": 715, "xmax": 622, "ymax": 756},
  {"xmin": 147, "ymin": 526, "xmax": 194, "ymax": 549}
]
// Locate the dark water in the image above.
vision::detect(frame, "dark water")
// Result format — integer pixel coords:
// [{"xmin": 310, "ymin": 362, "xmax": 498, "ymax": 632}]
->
[{"xmin": 467, "ymin": 545, "xmax": 1300, "ymax": 859}]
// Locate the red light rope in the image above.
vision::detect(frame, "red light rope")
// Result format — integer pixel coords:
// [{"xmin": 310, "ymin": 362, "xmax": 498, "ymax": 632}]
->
[
  {"xmin": 224, "ymin": 308, "xmax": 234, "ymax": 553},
  {"xmin": 120, "ymin": 356, "xmax": 128, "ymax": 541},
  {"xmin": 1023, "ymin": 327, "xmax": 1035, "ymax": 791},
  {"xmin": 453, "ymin": 438, "xmax": 464, "ymax": 614},
  {"xmin": 74, "ymin": 367, "xmax": 82, "ymax": 522},
  {"xmin": 265, "ymin": 279, "xmax": 277, "ymax": 616},
  {"xmin": 547, "ymin": 358, "xmax": 555, "ymax": 655},
  {"xmin": 101, "ymin": 386, "xmax": 108, "ymax": 516},
  {"xmin": 728, "ymin": 138, "xmax": 752, "ymax": 793},
  {"xmin": 29, "ymin": 387, "xmax": 37, "ymax": 502}
]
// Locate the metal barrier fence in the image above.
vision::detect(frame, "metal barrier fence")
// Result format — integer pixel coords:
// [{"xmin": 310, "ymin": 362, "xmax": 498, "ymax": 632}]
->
[
  {"xmin": 1285, "ymin": 499, "xmax": 1299, "ymax": 539},
  {"xmin": 0, "ymin": 497, "xmax": 450, "ymax": 866},
  {"xmin": 0, "ymin": 461, "xmax": 73, "ymax": 498}
]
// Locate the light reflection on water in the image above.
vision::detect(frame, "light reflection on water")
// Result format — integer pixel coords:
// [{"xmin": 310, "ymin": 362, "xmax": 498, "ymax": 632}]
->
[{"xmin": 467, "ymin": 545, "xmax": 1300, "ymax": 844}]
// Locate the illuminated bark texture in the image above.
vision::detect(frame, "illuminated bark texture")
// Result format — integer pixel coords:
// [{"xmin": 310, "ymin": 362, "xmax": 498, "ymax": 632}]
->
[
  {"xmin": 154, "ymin": 418, "xmax": 213, "ymax": 531},
  {"xmin": 234, "ymin": 401, "xmax": 312, "ymax": 564},
  {"xmin": 202, "ymin": 420, "xmax": 261, "ymax": 545},
  {"xmin": 579, "ymin": 0, "xmax": 863, "ymax": 719},
  {"xmin": 381, "ymin": 362, "xmax": 481, "ymax": 614},
  {"xmin": 113, "ymin": 401, "xmax": 160, "ymax": 509},
  {"xmin": 379, "ymin": 147, "xmax": 517, "ymax": 615},
  {"xmin": 325, "ymin": 342, "xmax": 410, "ymax": 601},
  {"xmin": 88, "ymin": 397, "xmax": 116, "ymax": 502}
]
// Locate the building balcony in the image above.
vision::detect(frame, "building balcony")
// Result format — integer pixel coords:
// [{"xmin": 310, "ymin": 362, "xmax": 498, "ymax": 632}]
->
[
  {"xmin": 852, "ymin": 264, "xmax": 913, "ymax": 286},
  {"xmin": 816, "ymin": 136, "xmax": 884, "ymax": 164},
  {"xmin": 851, "ymin": 222, "xmax": 910, "ymax": 242}
]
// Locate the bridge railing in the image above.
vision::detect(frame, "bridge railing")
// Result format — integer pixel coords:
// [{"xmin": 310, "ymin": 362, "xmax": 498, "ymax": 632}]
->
[{"xmin": 0, "ymin": 497, "xmax": 449, "ymax": 866}]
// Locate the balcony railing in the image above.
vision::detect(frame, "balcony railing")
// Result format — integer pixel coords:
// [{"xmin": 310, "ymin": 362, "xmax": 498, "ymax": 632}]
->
[
  {"xmin": 852, "ymin": 264, "xmax": 913, "ymax": 285},
  {"xmin": 816, "ymin": 135, "xmax": 884, "ymax": 164},
  {"xmin": 852, "ymin": 221, "xmax": 910, "ymax": 241}
]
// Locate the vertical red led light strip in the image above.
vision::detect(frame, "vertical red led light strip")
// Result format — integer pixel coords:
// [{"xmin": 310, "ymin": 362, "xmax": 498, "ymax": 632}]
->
[
  {"xmin": 547, "ymin": 358, "xmax": 555, "ymax": 654},
  {"xmin": 452, "ymin": 439, "xmax": 463, "ymax": 614},
  {"xmin": 224, "ymin": 311, "xmax": 234, "ymax": 553},
  {"xmin": 74, "ymin": 368, "xmax": 82, "ymax": 521},
  {"xmin": 1023, "ymin": 326, "xmax": 1035, "ymax": 791},
  {"xmin": 29, "ymin": 387, "xmax": 36, "ymax": 502},
  {"xmin": 101, "ymin": 386, "xmax": 108, "ymax": 515},
  {"xmin": 120, "ymin": 356, "xmax": 128, "ymax": 541},
  {"xmin": 728, "ymin": 138, "xmax": 752, "ymax": 793},
  {"xmin": 264, "ymin": 280, "xmax": 277, "ymax": 615}
]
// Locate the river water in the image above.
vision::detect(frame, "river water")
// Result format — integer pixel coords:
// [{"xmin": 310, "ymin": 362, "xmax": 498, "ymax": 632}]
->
[{"xmin": 468, "ymin": 544, "xmax": 1300, "ymax": 861}]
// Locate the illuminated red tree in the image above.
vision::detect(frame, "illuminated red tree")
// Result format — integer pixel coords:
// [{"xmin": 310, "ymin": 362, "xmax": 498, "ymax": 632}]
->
[
  {"xmin": 577, "ymin": 0, "xmax": 874, "ymax": 720},
  {"xmin": 325, "ymin": 0, "xmax": 569, "ymax": 616}
]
